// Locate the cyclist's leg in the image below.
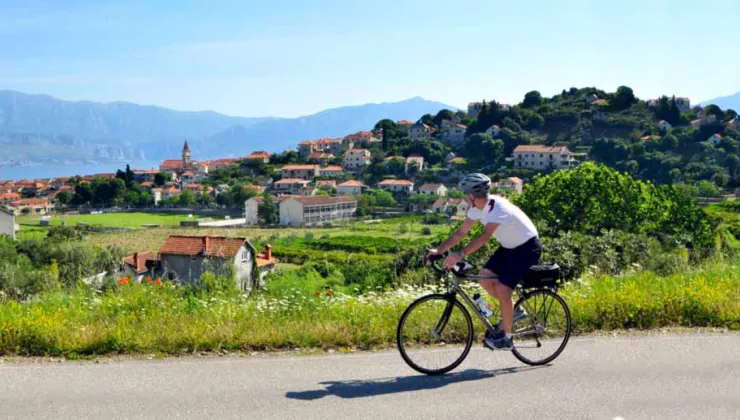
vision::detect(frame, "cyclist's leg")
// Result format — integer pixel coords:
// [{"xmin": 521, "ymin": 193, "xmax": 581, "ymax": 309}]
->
[{"xmin": 477, "ymin": 268, "xmax": 498, "ymax": 297}]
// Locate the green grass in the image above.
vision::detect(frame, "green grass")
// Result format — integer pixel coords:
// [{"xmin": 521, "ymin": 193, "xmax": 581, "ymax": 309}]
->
[
  {"xmin": 0, "ymin": 260, "xmax": 737, "ymax": 356},
  {"xmin": 18, "ymin": 212, "xmax": 200, "ymax": 229}
]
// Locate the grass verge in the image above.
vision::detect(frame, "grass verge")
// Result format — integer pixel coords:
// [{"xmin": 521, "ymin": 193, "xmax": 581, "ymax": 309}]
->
[{"xmin": 0, "ymin": 260, "xmax": 737, "ymax": 357}]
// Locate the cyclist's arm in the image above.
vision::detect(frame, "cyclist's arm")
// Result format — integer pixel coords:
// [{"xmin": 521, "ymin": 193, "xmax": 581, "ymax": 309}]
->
[
  {"xmin": 436, "ymin": 218, "xmax": 476, "ymax": 254},
  {"xmin": 459, "ymin": 222, "xmax": 498, "ymax": 257}
]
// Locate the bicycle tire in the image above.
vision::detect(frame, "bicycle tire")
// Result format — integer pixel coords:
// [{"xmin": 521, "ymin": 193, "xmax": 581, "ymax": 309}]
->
[
  {"xmin": 511, "ymin": 289, "xmax": 572, "ymax": 366},
  {"xmin": 396, "ymin": 293, "xmax": 474, "ymax": 375}
]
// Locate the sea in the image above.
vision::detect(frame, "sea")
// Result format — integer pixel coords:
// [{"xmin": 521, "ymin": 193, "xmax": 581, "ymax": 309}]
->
[{"xmin": 0, "ymin": 161, "xmax": 162, "ymax": 181}]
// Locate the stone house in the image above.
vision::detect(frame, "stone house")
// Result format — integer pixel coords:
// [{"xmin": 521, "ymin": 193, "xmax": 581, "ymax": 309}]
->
[{"xmin": 158, "ymin": 236, "xmax": 257, "ymax": 291}]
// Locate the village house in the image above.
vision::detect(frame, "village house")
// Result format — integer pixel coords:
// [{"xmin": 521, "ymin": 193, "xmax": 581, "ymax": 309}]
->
[
  {"xmin": 432, "ymin": 198, "xmax": 470, "ymax": 218},
  {"xmin": 343, "ymin": 149, "xmax": 372, "ymax": 170},
  {"xmin": 158, "ymin": 235, "xmax": 266, "ymax": 292},
  {"xmin": 0, "ymin": 192, "xmax": 21, "ymax": 205},
  {"xmin": 273, "ymin": 178, "xmax": 311, "ymax": 194},
  {"xmin": 396, "ymin": 120, "xmax": 414, "ymax": 135},
  {"xmin": 9, "ymin": 198, "xmax": 52, "ymax": 215},
  {"xmin": 648, "ymin": 97, "xmax": 691, "ymax": 113},
  {"xmin": 691, "ymin": 114, "xmax": 718, "ymax": 127},
  {"xmin": 319, "ymin": 166, "xmax": 344, "ymax": 177},
  {"xmin": 418, "ymin": 183, "xmax": 447, "ymax": 196},
  {"xmin": 280, "ymin": 164, "xmax": 319, "ymax": 180},
  {"xmin": 467, "ymin": 102, "xmax": 484, "ymax": 119},
  {"xmin": 279, "ymin": 196, "xmax": 357, "ymax": 227},
  {"xmin": 405, "ymin": 156, "xmax": 425, "ymax": 174},
  {"xmin": 244, "ymin": 195, "xmax": 293, "ymax": 225},
  {"xmin": 307, "ymin": 152, "xmax": 335, "ymax": 166},
  {"xmin": 205, "ymin": 158, "xmax": 239, "ymax": 172},
  {"xmin": 299, "ymin": 186, "xmax": 318, "ymax": 196},
  {"xmin": 495, "ymin": 177, "xmax": 524, "ymax": 194},
  {"xmin": 708, "ymin": 134, "xmax": 724, "ymax": 145},
  {"xmin": 337, "ymin": 180, "xmax": 367, "ymax": 195},
  {"xmin": 378, "ymin": 179, "xmax": 414, "ymax": 194},
  {"xmin": 440, "ymin": 124, "xmax": 467, "ymax": 144},
  {"xmin": 512, "ymin": 145, "xmax": 576, "ymax": 170},
  {"xmin": 486, "ymin": 125, "xmax": 501, "ymax": 137},
  {"xmin": 245, "ymin": 151, "xmax": 271, "ymax": 163},
  {"xmin": 120, "ymin": 251, "xmax": 158, "ymax": 282},
  {"xmin": 344, "ymin": 131, "xmax": 378, "ymax": 147},
  {"xmin": 183, "ymin": 183, "xmax": 205, "ymax": 196},
  {"xmin": 298, "ymin": 138, "xmax": 342, "ymax": 158},
  {"xmin": 0, "ymin": 207, "xmax": 18, "ymax": 240},
  {"xmin": 315, "ymin": 180, "xmax": 337, "ymax": 190},
  {"xmin": 728, "ymin": 118, "xmax": 740, "ymax": 130},
  {"xmin": 408, "ymin": 122, "xmax": 434, "ymax": 139},
  {"xmin": 132, "ymin": 169, "xmax": 159, "ymax": 183}
]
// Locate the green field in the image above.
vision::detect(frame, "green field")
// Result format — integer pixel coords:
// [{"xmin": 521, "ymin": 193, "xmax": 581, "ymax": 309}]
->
[{"xmin": 18, "ymin": 212, "xmax": 202, "ymax": 228}]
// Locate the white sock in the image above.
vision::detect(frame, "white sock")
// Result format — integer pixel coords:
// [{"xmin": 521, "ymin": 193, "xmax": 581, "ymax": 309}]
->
[{"xmin": 505, "ymin": 332, "xmax": 512, "ymax": 340}]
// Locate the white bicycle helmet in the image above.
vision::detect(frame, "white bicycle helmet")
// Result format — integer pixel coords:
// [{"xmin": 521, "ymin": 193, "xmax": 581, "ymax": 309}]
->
[{"xmin": 458, "ymin": 173, "xmax": 491, "ymax": 195}]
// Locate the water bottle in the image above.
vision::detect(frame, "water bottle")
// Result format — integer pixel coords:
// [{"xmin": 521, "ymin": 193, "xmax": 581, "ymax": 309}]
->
[{"xmin": 473, "ymin": 293, "xmax": 493, "ymax": 317}]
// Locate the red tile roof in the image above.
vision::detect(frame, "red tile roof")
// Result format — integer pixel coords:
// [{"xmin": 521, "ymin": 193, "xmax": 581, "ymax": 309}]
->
[
  {"xmin": 281, "ymin": 165, "xmax": 319, "ymax": 171},
  {"xmin": 160, "ymin": 160, "xmax": 184, "ymax": 168},
  {"xmin": 320, "ymin": 166, "xmax": 343, "ymax": 172},
  {"xmin": 379, "ymin": 179, "xmax": 414, "ymax": 186},
  {"xmin": 12, "ymin": 198, "xmax": 49, "ymax": 206},
  {"xmin": 338, "ymin": 180, "xmax": 367, "ymax": 187},
  {"xmin": 419, "ymin": 183, "xmax": 444, "ymax": 191},
  {"xmin": 122, "ymin": 251, "xmax": 157, "ymax": 274},
  {"xmin": 513, "ymin": 145, "xmax": 572, "ymax": 154},
  {"xmin": 246, "ymin": 151, "xmax": 271, "ymax": 159},
  {"xmin": 0, "ymin": 193, "xmax": 21, "ymax": 201},
  {"xmin": 275, "ymin": 178, "xmax": 310, "ymax": 185},
  {"xmin": 397, "ymin": 120, "xmax": 414, "ymax": 125},
  {"xmin": 159, "ymin": 236, "xmax": 246, "ymax": 258}
]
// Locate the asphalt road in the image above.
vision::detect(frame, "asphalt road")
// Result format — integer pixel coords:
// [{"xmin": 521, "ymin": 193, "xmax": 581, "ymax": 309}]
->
[{"xmin": 1, "ymin": 334, "xmax": 739, "ymax": 420}]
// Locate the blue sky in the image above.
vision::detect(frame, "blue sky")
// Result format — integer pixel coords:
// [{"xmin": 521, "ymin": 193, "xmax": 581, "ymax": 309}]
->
[{"xmin": 1, "ymin": 0, "xmax": 738, "ymax": 118}]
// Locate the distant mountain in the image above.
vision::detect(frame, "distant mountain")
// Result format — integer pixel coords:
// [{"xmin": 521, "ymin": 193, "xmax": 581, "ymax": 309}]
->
[
  {"xmin": 700, "ymin": 91, "xmax": 740, "ymax": 111},
  {"xmin": 199, "ymin": 97, "xmax": 458, "ymax": 156},
  {"xmin": 0, "ymin": 91, "xmax": 456, "ymax": 164}
]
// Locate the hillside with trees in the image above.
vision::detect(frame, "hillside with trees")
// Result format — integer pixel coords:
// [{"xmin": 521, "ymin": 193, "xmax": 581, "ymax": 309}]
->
[{"xmin": 363, "ymin": 86, "xmax": 739, "ymax": 191}]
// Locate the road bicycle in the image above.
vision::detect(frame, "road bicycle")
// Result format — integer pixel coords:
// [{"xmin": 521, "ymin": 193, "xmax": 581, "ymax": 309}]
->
[{"xmin": 396, "ymin": 252, "xmax": 572, "ymax": 375}]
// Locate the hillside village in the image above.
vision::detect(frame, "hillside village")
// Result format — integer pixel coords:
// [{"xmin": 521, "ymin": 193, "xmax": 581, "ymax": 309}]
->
[{"xmin": 1, "ymin": 87, "xmax": 739, "ymax": 229}]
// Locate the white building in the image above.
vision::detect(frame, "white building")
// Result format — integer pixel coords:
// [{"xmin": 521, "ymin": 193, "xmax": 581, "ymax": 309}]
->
[
  {"xmin": 495, "ymin": 177, "xmax": 523, "ymax": 194},
  {"xmin": 432, "ymin": 198, "xmax": 470, "ymax": 217},
  {"xmin": 378, "ymin": 179, "xmax": 414, "ymax": 193},
  {"xmin": 405, "ymin": 156, "xmax": 424, "ymax": 174},
  {"xmin": 657, "ymin": 120, "xmax": 672, "ymax": 131},
  {"xmin": 418, "ymin": 183, "xmax": 447, "ymax": 196},
  {"xmin": 0, "ymin": 207, "xmax": 18, "ymax": 240},
  {"xmin": 319, "ymin": 166, "xmax": 344, "ymax": 177},
  {"xmin": 343, "ymin": 149, "xmax": 372, "ymax": 170},
  {"xmin": 512, "ymin": 145, "xmax": 576, "ymax": 170},
  {"xmin": 279, "ymin": 196, "xmax": 357, "ymax": 227},
  {"xmin": 486, "ymin": 125, "xmax": 501, "ymax": 137},
  {"xmin": 273, "ymin": 178, "xmax": 310, "ymax": 194},
  {"xmin": 337, "ymin": 180, "xmax": 368, "ymax": 195},
  {"xmin": 408, "ymin": 122, "xmax": 434, "ymax": 139},
  {"xmin": 244, "ymin": 196, "xmax": 293, "ymax": 225},
  {"xmin": 440, "ymin": 124, "xmax": 467, "ymax": 144},
  {"xmin": 708, "ymin": 134, "xmax": 724, "ymax": 145}
]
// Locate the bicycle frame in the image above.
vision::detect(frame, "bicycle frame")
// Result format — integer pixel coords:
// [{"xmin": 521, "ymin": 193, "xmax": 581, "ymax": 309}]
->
[{"xmin": 440, "ymin": 271, "xmax": 539, "ymax": 339}]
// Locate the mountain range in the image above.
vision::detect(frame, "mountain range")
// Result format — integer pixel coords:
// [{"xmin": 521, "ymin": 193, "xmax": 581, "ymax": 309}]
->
[
  {"xmin": 701, "ymin": 91, "xmax": 740, "ymax": 113},
  {"xmin": 0, "ymin": 90, "xmax": 456, "ymax": 165}
]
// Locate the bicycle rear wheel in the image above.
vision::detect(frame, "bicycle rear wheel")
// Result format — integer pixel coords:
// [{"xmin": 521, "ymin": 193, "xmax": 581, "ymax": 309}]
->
[
  {"xmin": 396, "ymin": 293, "xmax": 474, "ymax": 375},
  {"xmin": 511, "ymin": 289, "xmax": 572, "ymax": 366}
]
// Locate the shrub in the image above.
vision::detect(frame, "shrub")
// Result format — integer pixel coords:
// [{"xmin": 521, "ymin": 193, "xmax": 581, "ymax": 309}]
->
[{"xmin": 421, "ymin": 227, "xmax": 432, "ymax": 235}]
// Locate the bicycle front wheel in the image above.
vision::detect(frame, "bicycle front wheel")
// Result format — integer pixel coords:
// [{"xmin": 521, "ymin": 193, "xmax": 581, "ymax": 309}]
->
[
  {"xmin": 396, "ymin": 293, "xmax": 474, "ymax": 375},
  {"xmin": 511, "ymin": 289, "xmax": 572, "ymax": 366}
]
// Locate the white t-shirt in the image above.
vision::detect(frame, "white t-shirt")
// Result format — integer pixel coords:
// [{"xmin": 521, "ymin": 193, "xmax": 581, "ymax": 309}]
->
[{"xmin": 466, "ymin": 195, "xmax": 538, "ymax": 249}]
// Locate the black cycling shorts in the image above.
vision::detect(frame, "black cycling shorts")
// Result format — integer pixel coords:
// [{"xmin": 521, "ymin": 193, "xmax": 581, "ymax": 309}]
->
[{"xmin": 483, "ymin": 236, "xmax": 542, "ymax": 288}]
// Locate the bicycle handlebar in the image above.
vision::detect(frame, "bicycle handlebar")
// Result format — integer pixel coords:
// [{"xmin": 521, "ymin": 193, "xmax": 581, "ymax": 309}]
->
[{"xmin": 424, "ymin": 250, "xmax": 475, "ymax": 276}]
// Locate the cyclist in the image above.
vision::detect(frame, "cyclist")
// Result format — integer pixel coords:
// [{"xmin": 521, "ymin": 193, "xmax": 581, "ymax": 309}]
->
[{"xmin": 426, "ymin": 173, "xmax": 542, "ymax": 350}]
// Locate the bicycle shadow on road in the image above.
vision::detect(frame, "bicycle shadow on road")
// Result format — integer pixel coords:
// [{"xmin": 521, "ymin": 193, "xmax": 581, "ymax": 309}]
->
[{"xmin": 285, "ymin": 365, "xmax": 548, "ymax": 401}]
